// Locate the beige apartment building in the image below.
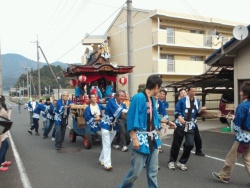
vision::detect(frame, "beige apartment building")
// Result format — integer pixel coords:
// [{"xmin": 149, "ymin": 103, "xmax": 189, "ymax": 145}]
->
[{"xmin": 82, "ymin": 7, "xmax": 241, "ymax": 97}]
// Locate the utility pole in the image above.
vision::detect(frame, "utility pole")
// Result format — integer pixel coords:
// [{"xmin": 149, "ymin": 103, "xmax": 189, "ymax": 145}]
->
[
  {"xmin": 23, "ymin": 80, "xmax": 24, "ymax": 97},
  {"xmin": 26, "ymin": 67, "xmax": 29, "ymax": 100},
  {"xmin": 36, "ymin": 36, "xmax": 41, "ymax": 99},
  {"xmin": 31, "ymin": 77, "xmax": 37, "ymax": 96},
  {"xmin": 39, "ymin": 45, "xmax": 61, "ymax": 88},
  {"xmin": 127, "ymin": 0, "xmax": 134, "ymax": 97},
  {"xmin": 23, "ymin": 64, "xmax": 30, "ymax": 100},
  {"xmin": 30, "ymin": 75, "xmax": 32, "ymax": 97}
]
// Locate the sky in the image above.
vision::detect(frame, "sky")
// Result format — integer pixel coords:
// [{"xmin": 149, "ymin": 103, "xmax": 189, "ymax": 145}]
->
[{"xmin": 0, "ymin": 0, "xmax": 250, "ymax": 64}]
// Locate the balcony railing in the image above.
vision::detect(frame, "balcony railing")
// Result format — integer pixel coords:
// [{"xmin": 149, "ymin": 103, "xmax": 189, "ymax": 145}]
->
[
  {"xmin": 154, "ymin": 59, "xmax": 204, "ymax": 75},
  {"xmin": 153, "ymin": 29, "xmax": 229, "ymax": 48}
]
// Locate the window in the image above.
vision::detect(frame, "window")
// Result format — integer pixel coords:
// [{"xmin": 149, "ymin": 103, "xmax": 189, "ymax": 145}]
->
[
  {"xmin": 190, "ymin": 56, "xmax": 203, "ymax": 61},
  {"xmin": 160, "ymin": 54, "xmax": 175, "ymax": 72},
  {"xmin": 204, "ymin": 35, "xmax": 212, "ymax": 47},
  {"xmin": 160, "ymin": 54, "xmax": 174, "ymax": 60},
  {"xmin": 167, "ymin": 59, "xmax": 175, "ymax": 72},
  {"xmin": 190, "ymin": 30, "xmax": 203, "ymax": 34},
  {"xmin": 166, "ymin": 28, "xmax": 174, "ymax": 43}
]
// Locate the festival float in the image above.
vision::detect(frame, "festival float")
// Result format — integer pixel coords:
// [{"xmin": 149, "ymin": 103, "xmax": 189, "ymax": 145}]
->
[
  {"xmin": 64, "ymin": 40, "xmax": 133, "ymax": 104},
  {"xmin": 63, "ymin": 41, "xmax": 134, "ymax": 149}
]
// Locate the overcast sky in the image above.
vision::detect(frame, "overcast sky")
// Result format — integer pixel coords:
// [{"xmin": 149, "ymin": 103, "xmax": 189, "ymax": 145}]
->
[{"xmin": 0, "ymin": 0, "xmax": 249, "ymax": 64}]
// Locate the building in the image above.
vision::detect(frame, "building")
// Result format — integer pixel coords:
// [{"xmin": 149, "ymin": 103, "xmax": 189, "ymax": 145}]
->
[
  {"xmin": 54, "ymin": 88, "xmax": 75, "ymax": 100},
  {"xmin": 205, "ymin": 25, "xmax": 250, "ymax": 107},
  {"xmin": 82, "ymin": 7, "xmax": 243, "ymax": 99}
]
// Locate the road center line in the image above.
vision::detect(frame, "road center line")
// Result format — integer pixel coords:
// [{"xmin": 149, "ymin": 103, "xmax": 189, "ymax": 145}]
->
[
  {"xmin": 162, "ymin": 143, "xmax": 244, "ymax": 167},
  {"xmin": 8, "ymin": 133, "xmax": 32, "ymax": 188}
]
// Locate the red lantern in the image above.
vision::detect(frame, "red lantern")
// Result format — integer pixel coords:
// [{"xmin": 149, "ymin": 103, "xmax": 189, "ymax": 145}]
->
[
  {"xmin": 69, "ymin": 79, "xmax": 77, "ymax": 87},
  {"xmin": 78, "ymin": 75, "xmax": 87, "ymax": 83},
  {"xmin": 119, "ymin": 77, "xmax": 127, "ymax": 86}
]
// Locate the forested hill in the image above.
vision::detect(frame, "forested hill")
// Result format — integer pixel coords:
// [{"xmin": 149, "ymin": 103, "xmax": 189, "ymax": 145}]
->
[
  {"xmin": 16, "ymin": 65, "xmax": 73, "ymax": 95},
  {"xmin": 1, "ymin": 53, "xmax": 74, "ymax": 90}
]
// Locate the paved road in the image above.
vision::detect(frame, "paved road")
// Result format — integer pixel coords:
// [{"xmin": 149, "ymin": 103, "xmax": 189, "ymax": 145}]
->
[{"xmin": 1, "ymin": 101, "xmax": 250, "ymax": 188}]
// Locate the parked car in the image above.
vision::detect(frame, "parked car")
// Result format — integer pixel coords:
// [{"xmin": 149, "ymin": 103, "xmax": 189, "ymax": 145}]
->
[{"xmin": 219, "ymin": 92, "xmax": 234, "ymax": 123}]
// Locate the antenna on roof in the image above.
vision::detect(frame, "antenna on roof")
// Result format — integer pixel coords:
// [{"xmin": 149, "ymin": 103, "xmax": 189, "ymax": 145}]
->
[
  {"xmin": 233, "ymin": 25, "xmax": 248, "ymax": 40},
  {"xmin": 211, "ymin": 29, "xmax": 225, "ymax": 55}
]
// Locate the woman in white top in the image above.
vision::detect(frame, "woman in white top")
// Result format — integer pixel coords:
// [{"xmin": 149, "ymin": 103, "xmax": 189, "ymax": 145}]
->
[{"xmin": 0, "ymin": 95, "xmax": 12, "ymax": 172}]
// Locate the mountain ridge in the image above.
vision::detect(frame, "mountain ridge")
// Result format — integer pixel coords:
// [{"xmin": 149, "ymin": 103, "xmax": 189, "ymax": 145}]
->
[{"xmin": 1, "ymin": 53, "xmax": 79, "ymax": 90}]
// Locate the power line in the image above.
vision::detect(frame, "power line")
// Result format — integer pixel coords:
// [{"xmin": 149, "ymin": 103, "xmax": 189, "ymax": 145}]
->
[
  {"xmin": 91, "ymin": 0, "xmax": 121, "ymax": 8},
  {"xmin": 44, "ymin": 0, "xmax": 90, "ymax": 49},
  {"xmin": 39, "ymin": 0, "xmax": 64, "ymax": 39},
  {"xmin": 180, "ymin": 0, "xmax": 209, "ymax": 29},
  {"xmin": 54, "ymin": 3, "xmax": 125, "ymax": 62},
  {"xmin": 39, "ymin": 1, "xmax": 77, "ymax": 40},
  {"xmin": 183, "ymin": 0, "xmax": 208, "ymax": 23}
]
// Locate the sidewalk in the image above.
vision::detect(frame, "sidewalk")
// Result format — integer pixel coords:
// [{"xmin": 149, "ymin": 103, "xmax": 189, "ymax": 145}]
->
[{"xmin": 162, "ymin": 118, "xmax": 234, "ymax": 139}]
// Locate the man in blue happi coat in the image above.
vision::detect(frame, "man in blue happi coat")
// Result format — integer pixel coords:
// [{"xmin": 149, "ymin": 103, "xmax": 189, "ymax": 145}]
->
[
  {"xmin": 168, "ymin": 85, "xmax": 206, "ymax": 171},
  {"xmin": 99, "ymin": 90, "xmax": 127, "ymax": 171},
  {"xmin": 27, "ymin": 97, "xmax": 38, "ymax": 127},
  {"xmin": 105, "ymin": 81, "xmax": 113, "ymax": 98},
  {"xmin": 119, "ymin": 75, "xmax": 175, "ymax": 188},
  {"xmin": 159, "ymin": 89, "xmax": 169, "ymax": 108},
  {"xmin": 84, "ymin": 93, "xmax": 105, "ymax": 133},
  {"xmin": 178, "ymin": 88, "xmax": 205, "ymax": 157},
  {"xmin": 212, "ymin": 81, "xmax": 250, "ymax": 184},
  {"xmin": 42, "ymin": 98, "xmax": 57, "ymax": 139},
  {"xmin": 54, "ymin": 91, "xmax": 74, "ymax": 150},
  {"xmin": 28, "ymin": 99, "xmax": 46, "ymax": 136},
  {"xmin": 154, "ymin": 92, "xmax": 169, "ymax": 154}
]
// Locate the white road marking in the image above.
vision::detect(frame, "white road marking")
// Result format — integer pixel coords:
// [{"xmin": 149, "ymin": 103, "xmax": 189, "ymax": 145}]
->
[
  {"xmin": 8, "ymin": 133, "xmax": 32, "ymax": 188},
  {"xmin": 6, "ymin": 100, "xmax": 17, "ymax": 107},
  {"xmin": 162, "ymin": 143, "xmax": 244, "ymax": 167}
]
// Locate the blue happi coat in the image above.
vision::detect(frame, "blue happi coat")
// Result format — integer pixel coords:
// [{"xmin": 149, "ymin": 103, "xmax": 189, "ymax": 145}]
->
[
  {"xmin": 127, "ymin": 92, "xmax": 162, "ymax": 154},
  {"xmin": 105, "ymin": 85, "xmax": 113, "ymax": 96},
  {"xmin": 233, "ymin": 101, "xmax": 250, "ymax": 144},
  {"xmin": 42, "ymin": 102, "xmax": 54, "ymax": 120},
  {"xmin": 84, "ymin": 104, "xmax": 106, "ymax": 132},
  {"xmin": 75, "ymin": 86, "xmax": 83, "ymax": 97},
  {"xmin": 100, "ymin": 98, "xmax": 127, "ymax": 131},
  {"xmin": 161, "ymin": 100, "xmax": 169, "ymax": 109},
  {"xmin": 32, "ymin": 103, "xmax": 46, "ymax": 119},
  {"xmin": 54, "ymin": 99, "xmax": 74, "ymax": 125},
  {"xmin": 27, "ymin": 101, "xmax": 39, "ymax": 112},
  {"xmin": 156, "ymin": 99, "xmax": 169, "ymax": 120},
  {"xmin": 174, "ymin": 96, "xmax": 201, "ymax": 130}
]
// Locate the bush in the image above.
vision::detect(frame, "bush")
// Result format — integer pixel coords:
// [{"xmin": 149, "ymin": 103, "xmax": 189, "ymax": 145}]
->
[{"xmin": 137, "ymin": 84, "xmax": 146, "ymax": 93}]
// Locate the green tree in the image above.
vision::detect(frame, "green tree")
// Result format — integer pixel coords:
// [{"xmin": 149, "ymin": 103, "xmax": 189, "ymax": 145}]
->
[
  {"xmin": 15, "ymin": 65, "xmax": 71, "ymax": 95},
  {"xmin": 137, "ymin": 84, "xmax": 146, "ymax": 93}
]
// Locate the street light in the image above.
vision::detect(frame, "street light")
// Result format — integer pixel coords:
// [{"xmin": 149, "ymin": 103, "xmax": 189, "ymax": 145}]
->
[
  {"xmin": 57, "ymin": 77, "xmax": 60, "ymax": 99},
  {"xmin": 17, "ymin": 84, "xmax": 20, "ymax": 97},
  {"xmin": 24, "ymin": 66, "xmax": 29, "ymax": 101}
]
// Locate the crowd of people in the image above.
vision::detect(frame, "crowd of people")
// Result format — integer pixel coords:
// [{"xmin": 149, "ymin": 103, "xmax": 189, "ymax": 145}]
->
[
  {"xmin": 27, "ymin": 92, "xmax": 74, "ymax": 150},
  {"xmin": 1, "ymin": 76, "xmax": 250, "ymax": 187}
]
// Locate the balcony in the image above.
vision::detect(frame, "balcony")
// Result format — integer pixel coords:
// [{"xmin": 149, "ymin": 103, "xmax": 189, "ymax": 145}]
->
[
  {"xmin": 152, "ymin": 29, "xmax": 229, "ymax": 49},
  {"xmin": 153, "ymin": 59, "xmax": 204, "ymax": 75}
]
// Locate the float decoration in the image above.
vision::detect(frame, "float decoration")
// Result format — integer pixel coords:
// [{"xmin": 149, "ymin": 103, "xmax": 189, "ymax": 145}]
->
[
  {"xmin": 119, "ymin": 77, "xmax": 127, "ymax": 86},
  {"xmin": 69, "ymin": 79, "xmax": 77, "ymax": 87},
  {"xmin": 78, "ymin": 75, "xmax": 87, "ymax": 83}
]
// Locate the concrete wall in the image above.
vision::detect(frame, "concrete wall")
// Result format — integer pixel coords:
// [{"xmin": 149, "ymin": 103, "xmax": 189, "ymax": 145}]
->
[{"xmin": 234, "ymin": 44, "xmax": 250, "ymax": 106}]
